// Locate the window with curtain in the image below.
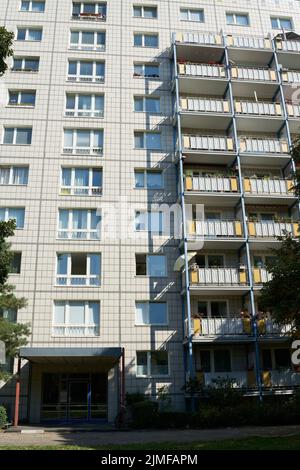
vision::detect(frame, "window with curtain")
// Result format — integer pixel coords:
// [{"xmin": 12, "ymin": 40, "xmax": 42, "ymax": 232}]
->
[
  {"xmin": 53, "ymin": 301, "xmax": 100, "ymax": 336},
  {"xmin": 0, "ymin": 208, "xmax": 25, "ymax": 228}
]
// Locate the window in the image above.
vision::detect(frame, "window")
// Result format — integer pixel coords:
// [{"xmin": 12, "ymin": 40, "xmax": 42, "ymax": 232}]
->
[
  {"xmin": 72, "ymin": 2, "xmax": 107, "ymax": 19},
  {"xmin": 12, "ymin": 57, "xmax": 39, "ymax": 72},
  {"xmin": 196, "ymin": 350, "xmax": 211, "ymax": 372},
  {"xmin": 0, "ymin": 208, "xmax": 25, "ymax": 229},
  {"xmin": 214, "ymin": 350, "xmax": 231, "ymax": 372},
  {"xmin": 271, "ymin": 17, "xmax": 293, "ymax": 30},
  {"xmin": 63, "ymin": 129, "xmax": 103, "ymax": 155},
  {"xmin": 180, "ymin": 8, "xmax": 204, "ymax": 22},
  {"xmin": 65, "ymin": 93, "xmax": 104, "ymax": 117},
  {"xmin": 67, "ymin": 60, "xmax": 105, "ymax": 82},
  {"xmin": 226, "ymin": 12, "xmax": 249, "ymax": 26},
  {"xmin": 58, "ymin": 209, "xmax": 101, "ymax": 239},
  {"xmin": 134, "ymin": 131, "xmax": 161, "ymax": 149},
  {"xmin": 195, "ymin": 254, "xmax": 224, "ymax": 267},
  {"xmin": 134, "ymin": 96, "xmax": 160, "ymax": 113},
  {"xmin": 0, "ymin": 167, "xmax": 28, "ymax": 185},
  {"xmin": 3, "ymin": 127, "xmax": 32, "ymax": 145},
  {"xmin": 0, "ymin": 309, "xmax": 17, "ymax": 322},
  {"xmin": 135, "ymin": 211, "xmax": 164, "ymax": 234},
  {"xmin": 134, "ymin": 169, "xmax": 163, "ymax": 189},
  {"xmin": 8, "ymin": 90, "xmax": 36, "ymax": 106},
  {"xmin": 56, "ymin": 253, "xmax": 101, "ymax": 286},
  {"xmin": 133, "ymin": 5, "xmax": 157, "ymax": 18},
  {"xmin": 134, "ymin": 63, "xmax": 159, "ymax": 78},
  {"xmin": 136, "ymin": 351, "xmax": 169, "ymax": 376},
  {"xmin": 134, "ymin": 33, "xmax": 158, "ymax": 47},
  {"xmin": 274, "ymin": 349, "xmax": 290, "ymax": 369},
  {"xmin": 61, "ymin": 167, "xmax": 102, "ymax": 196},
  {"xmin": 136, "ymin": 254, "xmax": 166, "ymax": 276},
  {"xmin": 135, "ymin": 302, "xmax": 167, "ymax": 325},
  {"xmin": 53, "ymin": 301, "xmax": 100, "ymax": 336},
  {"xmin": 17, "ymin": 27, "xmax": 42, "ymax": 41},
  {"xmin": 10, "ymin": 253, "xmax": 22, "ymax": 274},
  {"xmin": 70, "ymin": 30, "xmax": 106, "ymax": 50},
  {"xmin": 197, "ymin": 301, "xmax": 227, "ymax": 318},
  {"xmin": 20, "ymin": 1, "xmax": 45, "ymax": 12},
  {"xmin": 262, "ymin": 349, "xmax": 272, "ymax": 371}
]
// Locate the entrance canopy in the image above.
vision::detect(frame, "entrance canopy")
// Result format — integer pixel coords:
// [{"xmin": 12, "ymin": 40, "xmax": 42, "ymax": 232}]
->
[{"xmin": 19, "ymin": 347, "xmax": 123, "ymax": 367}]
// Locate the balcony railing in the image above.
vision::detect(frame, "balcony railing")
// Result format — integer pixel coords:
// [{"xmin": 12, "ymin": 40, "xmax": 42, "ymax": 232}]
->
[
  {"xmin": 180, "ymin": 97, "xmax": 230, "ymax": 113},
  {"xmin": 276, "ymin": 39, "xmax": 300, "ymax": 53},
  {"xmin": 71, "ymin": 13, "xmax": 106, "ymax": 21},
  {"xmin": 282, "ymin": 70, "xmax": 300, "ymax": 83},
  {"xmin": 182, "ymin": 135, "xmax": 234, "ymax": 152},
  {"xmin": 248, "ymin": 220, "xmax": 299, "ymax": 238},
  {"xmin": 286, "ymin": 103, "xmax": 300, "ymax": 118},
  {"xmin": 196, "ymin": 370, "xmax": 300, "ymax": 389},
  {"xmin": 189, "ymin": 267, "xmax": 248, "ymax": 286},
  {"xmin": 185, "ymin": 174, "xmax": 239, "ymax": 193},
  {"xmin": 57, "ymin": 229, "xmax": 99, "ymax": 240},
  {"xmin": 243, "ymin": 177, "xmax": 294, "ymax": 196},
  {"xmin": 60, "ymin": 186, "xmax": 102, "ymax": 196},
  {"xmin": 201, "ymin": 372, "xmax": 248, "ymax": 388},
  {"xmin": 52, "ymin": 325, "xmax": 100, "ymax": 336},
  {"xmin": 239, "ymin": 137, "xmax": 289, "ymax": 154},
  {"xmin": 69, "ymin": 44, "xmax": 106, "ymax": 52},
  {"xmin": 235, "ymin": 101, "xmax": 282, "ymax": 116},
  {"xmin": 178, "ymin": 63, "xmax": 226, "ymax": 79},
  {"xmin": 189, "ymin": 219, "xmax": 243, "ymax": 238},
  {"xmin": 67, "ymin": 75, "xmax": 105, "ymax": 83},
  {"xmin": 270, "ymin": 370, "xmax": 300, "ymax": 387},
  {"xmin": 231, "ymin": 66, "xmax": 277, "ymax": 82},
  {"xmin": 175, "ymin": 32, "xmax": 223, "ymax": 46},
  {"xmin": 62, "ymin": 147, "xmax": 103, "ymax": 156},
  {"xmin": 65, "ymin": 109, "xmax": 104, "ymax": 118},
  {"xmin": 56, "ymin": 275, "xmax": 100, "ymax": 286},
  {"xmin": 227, "ymin": 35, "xmax": 272, "ymax": 50},
  {"xmin": 253, "ymin": 267, "xmax": 272, "ymax": 284}
]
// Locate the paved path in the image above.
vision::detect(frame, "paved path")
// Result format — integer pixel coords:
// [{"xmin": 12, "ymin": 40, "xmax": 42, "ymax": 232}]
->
[{"xmin": 1, "ymin": 424, "xmax": 300, "ymax": 447}]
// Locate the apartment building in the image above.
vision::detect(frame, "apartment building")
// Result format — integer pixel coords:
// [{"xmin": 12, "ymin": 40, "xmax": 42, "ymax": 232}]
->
[{"xmin": 0, "ymin": 0, "xmax": 299, "ymax": 424}]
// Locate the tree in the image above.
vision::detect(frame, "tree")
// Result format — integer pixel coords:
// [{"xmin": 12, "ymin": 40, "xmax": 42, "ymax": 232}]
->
[
  {"xmin": 0, "ymin": 27, "xmax": 14, "ymax": 77},
  {"xmin": 259, "ymin": 232, "xmax": 300, "ymax": 334},
  {"xmin": 0, "ymin": 220, "xmax": 29, "ymax": 380}
]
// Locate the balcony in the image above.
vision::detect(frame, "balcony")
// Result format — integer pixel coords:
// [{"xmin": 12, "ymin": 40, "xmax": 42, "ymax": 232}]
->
[
  {"xmin": 227, "ymin": 35, "xmax": 271, "ymax": 51},
  {"xmin": 235, "ymin": 100, "xmax": 283, "ymax": 132},
  {"xmin": 177, "ymin": 63, "xmax": 227, "ymax": 95},
  {"xmin": 175, "ymin": 32, "xmax": 223, "ymax": 47},
  {"xmin": 188, "ymin": 220, "xmax": 244, "ymax": 248},
  {"xmin": 62, "ymin": 146, "xmax": 103, "ymax": 156},
  {"xmin": 227, "ymin": 35, "xmax": 273, "ymax": 67},
  {"xmin": 71, "ymin": 13, "xmax": 106, "ymax": 21},
  {"xmin": 248, "ymin": 220, "xmax": 299, "ymax": 240},
  {"xmin": 286, "ymin": 103, "xmax": 300, "ymax": 132},
  {"xmin": 275, "ymin": 38, "xmax": 300, "ymax": 69},
  {"xmin": 243, "ymin": 176, "xmax": 295, "ymax": 203},
  {"xmin": 179, "ymin": 97, "xmax": 231, "ymax": 129},
  {"xmin": 188, "ymin": 266, "xmax": 249, "ymax": 294},
  {"xmin": 253, "ymin": 267, "xmax": 272, "ymax": 285},
  {"xmin": 239, "ymin": 137, "xmax": 290, "ymax": 165},
  {"xmin": 182, "ymin": 135, "xmax": 235, "ymax": 164},
  {"xmin": 184, "ymin": 172, "xmax": 240, "ymax": 205},
  {"xmin": 231, "ymin": 66, "xmax": 277, "ymax": 83}
]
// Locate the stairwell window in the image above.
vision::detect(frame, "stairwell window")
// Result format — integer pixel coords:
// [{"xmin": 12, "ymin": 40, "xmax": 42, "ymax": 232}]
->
[
  {"xmin": 70, "ymin": 30, "xmax": 106, "ymax": 51},
  {"xmin": 56, "ymin": 253, "xmax": 101, "ymax": 286},
  {"xmin": 133, "ymin": 5, "xmax": 157, "ymax": 18},
  {"xmin": 136, "ymin": 351, "xmax": 169, "ymax": 377},
  {"xmin": 0, "ymin": 208, "xmax": 25, "ymax": 229},
  {"xmin": 12, "ymin": 57, "xmax": 39, "ymax": 72},
  {"xmin": 134, "ymin": 131, "xmax": 161, "ymax": 149},
  {"xmin": 67, "ymin": 60, "xmax": 105, "ymax": 82},
  {"xmin": 134, "ymin": 96, "xmax": 160, "ymax": 113},
  {"xmin": 17, "ymin": 27, "xmax": 42, "ymax": 41},
  {"xmin": 53, "ymin": 301, "xmax": 100, "ymax": 337},
  {"xmin": 180, "ymin": 8, "xmax": 204, "ymax": 22},
  {"xmin": 134, "ymin": 63, "xmax": 159, "ymax": 78},
  {"xmin": 0, "ymin": 166, "xmax": 28, "ymax": 185},
  {"xmin": 134, "ymin": 169, "xmax": 163, "ymax": 189},
  {"xmin": 3, "ymin": 128, "xmax": 32, "ymax": 145},
  {"xmin": 63, "ymin": 129, "xmax": 103, "ymax": 155},
  {"xmin": 20, "ymin": 1, "xmax": 45, "ymax": 12},
  {"xmin": 226, "ymin": 12, "xmax": 249, "ymax": 26},
  {"xmin": 271, "ymin": 17, "xmax": 293, "ymax": 30},
  {"xmin": 134, "ymin": 33, "xmax": 158, "ymax": 48},
  {"xmin": 65, "ymin": 93, "xmax": 104, "ymax": 117},
  {"xmin": 135, "ymin": 302, "xmax": 168, "ymax": 325},
  {"xmin": 136, "ymin": 254, "xmax": 166, "ymax": 276},
  {"xmin": 58, "ymin": 209, "xmax": 101, "ymax": 239},
  {"xmin": 135, "ymin": 211, "xmax": 164, "ymax": 234},
  {"xmin": 8, "ymin": 90, "xmax": 36, "ymax": 107},
  {"xmin": 61, "ymin": 167, "xmax": 102, "ymax": 196}
]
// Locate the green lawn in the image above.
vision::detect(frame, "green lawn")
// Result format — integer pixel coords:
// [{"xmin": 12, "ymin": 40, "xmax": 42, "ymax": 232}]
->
[{"xmin": 1, "ymin": 435, "xmax": 300, "ymax": 450}]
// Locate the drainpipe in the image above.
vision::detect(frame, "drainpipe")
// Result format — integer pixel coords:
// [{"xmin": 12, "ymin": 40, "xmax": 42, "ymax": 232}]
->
[
  {"xmin": 14, "ymin": 356, "xmax": 21, "ymax": 427},
  {"xmin": 119, "ymin": 348, "xmax": 125, "ymax": 426}
]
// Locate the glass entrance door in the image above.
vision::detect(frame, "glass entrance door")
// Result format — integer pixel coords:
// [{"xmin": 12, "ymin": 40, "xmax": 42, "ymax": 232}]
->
[{"xmin": 68, "ymin": 380, "xmax": 89, "ymax": 420}]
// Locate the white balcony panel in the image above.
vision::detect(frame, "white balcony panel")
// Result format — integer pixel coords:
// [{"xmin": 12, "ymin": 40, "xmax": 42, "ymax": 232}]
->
[
  {"xmin": 183, "ymin": 63, "xmax": 226, "ymax": 78},
  {"xmin": 198, "ymin": 267, "xmax": 240, "ymax": 285},
  {"xmin": 192, "ymin": 176, "xmax": 231, "ymax": 192},
  {"xmin": 230, "ymin": 35, "xmax": 269, "ymax": 50},
  {"xmin": 181, "ymin": 97, "xmax": 228, "ymax": 113},
  {"xmin": 237, "ymin": 101, "xmax": 280, "ymax": 116},
  {"xmin": 234, "ymin": 67, "xmax": 275, "ymax": 81},
  {"xmin": 200, "ymin": 318, "xmax": 244, "ymax": 335},
  {"xmin": 204, "ymin": 372, "xmax": 247, "ymax": 388},
  {"xmin": 246, "ymin": 178, "xmax": 292, "ymax": 195},
  {"xmin": 194, "ymin": 220, "xmax": 236, "ymax": 237},
  {"xmin": 253, "ymin": 221, "xmax": 293, "ymax": 237}
]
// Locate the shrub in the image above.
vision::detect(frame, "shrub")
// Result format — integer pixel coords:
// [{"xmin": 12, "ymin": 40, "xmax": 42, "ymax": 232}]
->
[
  {"xmin": 125, "ymin": 393, "xmax": 147, "ymax": 405},
  {"xmin": 156, "ymin": 412, "xmax": 192, "ymax": 429},
  {"xmin": 0, "ymin": 405, "xmax": 7, "ymax": 428},
  {"xmin": 202, "ymin": 377, "xmax": 244, "ymax": 408},
  {"xmin": 131, "ymin": 400, "xmax": 159, "ymax": 428}
]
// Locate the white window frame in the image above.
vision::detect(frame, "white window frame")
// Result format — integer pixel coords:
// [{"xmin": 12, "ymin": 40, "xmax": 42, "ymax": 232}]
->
[
  {"xmin": 16, "ymin": 27, "xmax": 43, "ymax": 41},
  {"xmin": 65, "ymin": 93, "xmax": 104, "ymax": 118},
  {"xmin": 134, "ymin": 131, "xmax": 161, "ymax": 150},
  {"xmin": 197, "ymin": 254, "xmax": 226, "ymax": 267},
  {"xmin": 133, "ymin": 5, "xmax": 157, "ymax": 19},
  {"xmin": 136, "ymin": 254, "xmax": 167, "ymax": 277},
  {"xmin": 134, "ymin": 169, "xmax": 164, "ymax": 189},
  {"xmin": 134, "ymin": 96, "xmax": 160, "ymax": 113},
  {"xmin": 133, "ymin": 62, "xmax": 159, "ymax": 78},
  {"xmin": 226, "ymin": 12, "xmax": 250, "ymax": 26},
  {"xmin": 134, "ymin": 210, "xmax": 164, "ymax": 234},
  {"xmin": 71, "ymin": 2, "xmax": 107, "ymax": 18},
  {"xmin": 57, "ymin": 209, "xmax": 101, "ymax": 240},
  {"xmin": 63, "ymin": 128, "xmax": 103, "ymax": 155},
  {"xmin": 136, "ymin": 351, "xmax": 170, "ymax": 377},
  {"xmin": 8, "ymin": 90, "xmax": 36, "ymax": 107},
  {"xmin": 197, "ymin": 299, "xmax": 229, "ymax": 318},
  {"xmin": 60, "ymin": 167, "xmax": 102, "ymax": 196},
  {"xmin": 3, "ymin": 127, "xmax": 32, "ymax": 145},
  {"xmin": 67, "ymin": 60, "xmax": 105, "ymax": 83},
  {"xmin": 12, "ymin": 57, "xmax": 39, "ymax": 72},
  {"xmin": 52, "ymin": 301, "xmax": 100, "ymax": 337},
  {"xmin": 0, "ymin": 166, "xmax": 29, "ymax": 185},
  {"xmin": 133, "ymin": 32, "xmax": 159, "ymax": 48},
  {"xmin": 180, "ymin": 8, "xmax": 204, "ymax": 22},
  {"xmin": 56, "ymin": 253, "xmax": 101, "ymax": 286},
  {"xmin": 20, "ymin": 1, "xmax": 45, "ymax": 12},
  {"xmin": 69, "ymin": 30, "xmax": 106, "ymax": 51},
  {"xmin": 271, "ymin": 16, "xmax": 293, "ymax": 30},
  {"xmin": 0, "ymin": 207, "xmax": 25, "ymax": 229},
  {"xmin": 135, "ymin": 301, "xmax": 168, "ymax": 325}
]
